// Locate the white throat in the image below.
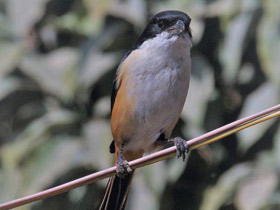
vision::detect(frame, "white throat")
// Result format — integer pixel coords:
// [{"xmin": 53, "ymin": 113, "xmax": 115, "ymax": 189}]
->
[{"xmin": 139, "ymin": 31, "xmax": 192, "ymax": 56}]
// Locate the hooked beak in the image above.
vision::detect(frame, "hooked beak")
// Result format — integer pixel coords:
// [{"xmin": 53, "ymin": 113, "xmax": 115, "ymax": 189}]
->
[{"xmin": 167, "ymin": 20, "xmax": 185, "ymax": 36}]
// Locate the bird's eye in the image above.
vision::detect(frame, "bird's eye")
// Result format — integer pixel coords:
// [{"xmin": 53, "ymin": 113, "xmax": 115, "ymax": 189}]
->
[{"xmin": 158, "ymin": 20, "xmax": 165, "ymax": 29}]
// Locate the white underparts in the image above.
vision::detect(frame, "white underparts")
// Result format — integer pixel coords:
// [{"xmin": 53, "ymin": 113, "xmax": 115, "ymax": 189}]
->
[{"xmin": 120, "ymin": 31, "xmax": 192, "ymax": 153}]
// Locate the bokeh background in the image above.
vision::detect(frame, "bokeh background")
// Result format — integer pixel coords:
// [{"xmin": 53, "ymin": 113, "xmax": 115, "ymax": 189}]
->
[{"xmin": 0, "ymin": 0, "xmax": 280, "ymax": 209}]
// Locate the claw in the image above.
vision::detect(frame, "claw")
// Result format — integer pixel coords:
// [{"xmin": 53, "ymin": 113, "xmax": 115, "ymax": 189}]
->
[
  {"xmin": 116, "ymin": 160, "xmax": 132, "ymax": 178},
  {"xmin": 171, "ymin": 137, "xmax": 189, "ymax": 161}
]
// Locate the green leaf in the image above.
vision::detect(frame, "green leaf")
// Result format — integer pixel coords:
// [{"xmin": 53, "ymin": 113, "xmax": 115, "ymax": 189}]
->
[
  {"xmin": 237, "ymin": 83, "xmax": 279, "ymax": 152},
  {"xmin": 219, "ymin": 12, "xmax": 254, "ymax": 83},
  {"xmin": 0, "ymin": 109, "xmax": 78, "ymax": 202},
  {"xmin": 20, "ymin": 48, "xmax": 79, "ymax": 101},
  {"xmin": 80, "ymin": 52, "xmax": 119, "ymax": 89},
  {"xmin": 0, "ymin": 77, "xmax": 20, "ymax": 101},
  {"xmin": 234, "ymin": 170, "xmax": 277, "ymax": 210},
  {"xmin": 181, "ymin": 54, "xmax": 215, "ymax": 138},
  {"xmin": 0, "ymin": 42, "xmax": 22, "ymax": 77},
  {"xmin": 82, "ymin": 120, "xmax": 112, "ymax": 171},
  {"xmin": 7, "ymin": 0, "xmax": 49, "ymax": 38},
  {"xmin": 257, "ymin": 0, "xmax": 280, "ymax": 86},
  {"xmin": 200, "ymin": 163, "xmax": 252, "ymax": 210}
]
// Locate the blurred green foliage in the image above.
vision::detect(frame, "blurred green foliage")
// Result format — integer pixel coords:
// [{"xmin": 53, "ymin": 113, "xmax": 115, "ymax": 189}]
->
[{"xmin": 0, "ymin": 0, "xmax": 280, "ymax": 210}]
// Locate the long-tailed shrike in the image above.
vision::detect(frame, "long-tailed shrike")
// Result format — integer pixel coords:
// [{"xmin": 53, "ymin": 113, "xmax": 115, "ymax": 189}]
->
[{"xmin": 99, "ymin": 10, "xmax": 192, "ymax": 210}]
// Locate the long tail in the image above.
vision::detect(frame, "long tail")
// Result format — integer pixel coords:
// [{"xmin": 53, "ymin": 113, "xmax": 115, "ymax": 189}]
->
[{"xmin": 99, "ymin": 171, "xmax": 134, "ymax": 210}]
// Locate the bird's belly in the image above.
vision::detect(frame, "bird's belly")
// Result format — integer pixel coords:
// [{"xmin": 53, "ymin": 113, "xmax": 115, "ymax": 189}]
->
[{"xmin": 125, "ymin": 68, "xmax": 190, "ymax": 153}]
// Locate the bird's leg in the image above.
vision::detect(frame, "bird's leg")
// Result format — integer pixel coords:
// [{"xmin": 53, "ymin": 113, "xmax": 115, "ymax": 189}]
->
[
  {"xmin": 156, "ymin": 133, "xmax": 189, "ymax": 161},
  {"xmin": 116, "ymin": 143, "xmax": 132, "ymax": 178}
]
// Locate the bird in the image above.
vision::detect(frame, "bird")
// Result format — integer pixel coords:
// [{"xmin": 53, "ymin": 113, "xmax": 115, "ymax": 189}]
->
[{"xmin": 99, "ymin": 10, "xmax": 192, "ymax": 210}]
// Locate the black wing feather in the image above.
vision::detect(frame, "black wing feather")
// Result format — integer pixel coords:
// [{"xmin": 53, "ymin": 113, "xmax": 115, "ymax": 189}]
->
[
  {"xmin": 109, "ymin": 80, "xmax": 118, "ymax": 153},
  {"xmin": 111, "ymin": 80, "xmax": 118, "ymax": 113}
]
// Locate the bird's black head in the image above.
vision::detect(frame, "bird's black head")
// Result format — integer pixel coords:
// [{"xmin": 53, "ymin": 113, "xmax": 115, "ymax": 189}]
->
[{"xmin": 135, "ymin": 10, "xmax": 192, "ymax": 48}]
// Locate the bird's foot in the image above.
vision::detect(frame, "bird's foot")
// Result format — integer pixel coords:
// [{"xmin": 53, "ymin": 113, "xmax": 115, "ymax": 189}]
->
[
  {"xmin": 116, "ymin": 159, "xmax": 132, "ymax": 178},
  {"xmin": 170, "ymin": 137, "xmax": 189, "ymax": 161}
]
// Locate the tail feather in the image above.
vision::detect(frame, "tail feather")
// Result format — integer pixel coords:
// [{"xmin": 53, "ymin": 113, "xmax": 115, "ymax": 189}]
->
[{"xmin": 99, "ymin": 171, "xmax": 134, "ymax": 210}]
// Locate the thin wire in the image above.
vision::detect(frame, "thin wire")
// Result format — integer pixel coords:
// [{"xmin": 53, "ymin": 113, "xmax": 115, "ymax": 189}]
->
[
  {"xmin": 0, "ymin": 106, "xmax": 280, "ymax": 210},
  {"xmin": 190, "ymin": 111, "xmax": 280, "ymax": 150}
]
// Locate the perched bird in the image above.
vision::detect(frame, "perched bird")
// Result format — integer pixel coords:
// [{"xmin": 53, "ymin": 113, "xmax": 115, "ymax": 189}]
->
[{"xmin": 99, "ymin": 10, "xmax": 192, "ymax": 210}]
